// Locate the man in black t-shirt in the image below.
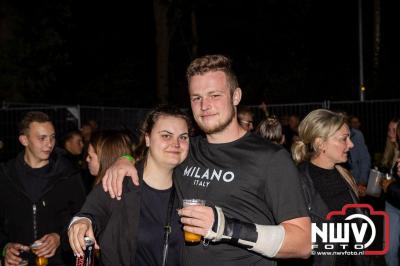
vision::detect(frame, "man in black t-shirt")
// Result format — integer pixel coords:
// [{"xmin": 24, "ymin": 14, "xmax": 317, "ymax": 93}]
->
[
  {"xmin": 174, "ymin": 135, "xmax": 309, "ymax": 265},
  {"xmin": 102, "ymin": 55, "xmax": 311, "ymax": 266}
]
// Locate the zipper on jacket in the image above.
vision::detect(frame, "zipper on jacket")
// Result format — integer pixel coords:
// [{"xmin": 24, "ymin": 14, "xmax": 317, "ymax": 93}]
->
[{"xmin": 33, "ymin": 203, "xmax": 38, "ymax": 241}]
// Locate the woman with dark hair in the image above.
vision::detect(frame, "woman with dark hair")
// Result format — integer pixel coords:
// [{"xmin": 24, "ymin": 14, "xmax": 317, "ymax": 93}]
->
[
  {"xmin": 86, "ymin": 130, "xmax": 133, "ymax": 185},
  {"xmin": 68, "ymin": 105, "xmax": 191, "ymax": 266}
]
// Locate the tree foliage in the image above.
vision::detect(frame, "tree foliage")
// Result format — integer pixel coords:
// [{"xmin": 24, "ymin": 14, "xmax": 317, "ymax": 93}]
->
[{"xmin": 0, "ymin": 0, "xmax": 72, "ymax": 102}]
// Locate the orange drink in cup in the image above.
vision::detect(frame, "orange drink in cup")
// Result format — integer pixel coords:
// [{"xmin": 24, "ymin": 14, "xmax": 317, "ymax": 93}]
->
[{"xmin": 182, "ymin": 199, "xmax": 206, "ymax": 243}]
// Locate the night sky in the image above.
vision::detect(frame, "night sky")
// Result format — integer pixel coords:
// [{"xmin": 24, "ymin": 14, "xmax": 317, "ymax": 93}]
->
[{"xmin": 0, "ymin": 0, "xmax": 398, "ymax": 107}]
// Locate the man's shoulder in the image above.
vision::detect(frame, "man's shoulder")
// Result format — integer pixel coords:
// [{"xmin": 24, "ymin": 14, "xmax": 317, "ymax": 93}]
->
[
  {"xmin": 190, "ymin": 133, "xmax": 282, "ymax": 151},
  {"xmin": 48, "ymin": 154, "xmax": 86, "ymax": 197},
  {"xmin": 0, "ymin": 162, "xmax": 8, "ymax": 182},
  {"xmin": 0, "ymin": 158, "xmax": 20, "ymax": 197},
  {"xmin": 244, "ymin": 133, "xmax": 286, "ymax": 155},
  {"xmin": 247, "ymin": 132, "xmax": 280, "ymax": 145},
  {"xmin": 0, "ymin": 156, "xmax": 18, "ymax": 179},
  {"xmin": 350, "ymin": 128, "xmax": 365, "ymax": 140},
  {"xmin": 52, "ymin": 152, "xmax": 79, "ymax": 173}
]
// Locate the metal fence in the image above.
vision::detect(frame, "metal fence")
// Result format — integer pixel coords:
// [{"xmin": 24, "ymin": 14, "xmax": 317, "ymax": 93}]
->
[
  {"xmin": 0, "ymin": 103, "xmax": 150, "ymax": 161},
  {"xmin": 249, "ymin": 99, "xmax": 400, "ymax": 164},
  {"xmin": 1, "ymin": 99, "xmax": 400, "ymax": 163}
]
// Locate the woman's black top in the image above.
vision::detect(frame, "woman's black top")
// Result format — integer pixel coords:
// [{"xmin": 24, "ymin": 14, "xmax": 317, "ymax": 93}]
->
[
  {"xmin": 309, "ymin": 162, "xmax": 354, "ymax": 266},
  {"xmin": 135, "ymin": 181, "xmax": 183, "ymax": 266}
]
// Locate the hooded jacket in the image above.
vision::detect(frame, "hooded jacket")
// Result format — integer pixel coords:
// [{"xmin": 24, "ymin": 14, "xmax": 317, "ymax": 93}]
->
[{"xmin": 0, "ymin": 152, "xmax": 86, "ymax": 265}]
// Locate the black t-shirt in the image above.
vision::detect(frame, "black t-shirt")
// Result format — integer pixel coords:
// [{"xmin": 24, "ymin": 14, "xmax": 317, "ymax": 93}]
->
[
  {"xmin": 174, "ymin": 132, "xmax": 309, "ymax": 266},
  {"xmin": 308, "ymin": 162, "xmax": 354, "ymax": 214},
  {"xmin": 308, "ymin": 163, "xmax": 354, "ymax": 266},
  {"xmin": 135, "ymin": 181, "xmax": 183, "ymax": 266},
  {"xmin": 16, "ymin": 153, "xmax": 53, "ymax": 203}
]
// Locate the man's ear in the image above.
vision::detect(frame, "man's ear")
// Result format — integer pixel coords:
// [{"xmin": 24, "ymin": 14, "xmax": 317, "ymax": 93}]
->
[
  {"xmin": 233, "ymin": 87, "xmax": 242, "ymax": 106},
  {"xmin": 19, "ymin": 135, "xmax": 28, "ymax": 147}
]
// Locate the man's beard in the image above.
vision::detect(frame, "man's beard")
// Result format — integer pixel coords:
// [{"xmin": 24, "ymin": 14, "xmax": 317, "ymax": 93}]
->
[{"xmin": 196, "ymin": 105, "xmax": 236, "ymax": 135}]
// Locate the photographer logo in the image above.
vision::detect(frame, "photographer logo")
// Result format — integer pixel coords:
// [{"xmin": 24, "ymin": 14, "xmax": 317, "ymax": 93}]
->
[{"xmin": 311, "ymin": 204, "xmax": 389, "ymax": 255}]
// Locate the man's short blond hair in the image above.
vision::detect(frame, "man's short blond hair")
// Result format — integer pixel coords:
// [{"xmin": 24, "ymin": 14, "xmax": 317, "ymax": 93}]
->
[{"xmin": 186, "ymin": 54, "xmax": 239, "ymax": 95}]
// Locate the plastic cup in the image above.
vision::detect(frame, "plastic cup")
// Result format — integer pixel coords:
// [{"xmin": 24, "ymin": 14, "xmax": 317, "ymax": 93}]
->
[
  {"xmin": 366, "ymin": 169, "xmax": 383, "ymax": 197},
  {"xmin": 31, "ymin": 242, "xmax": 48, "ymax": 266},
  {"xmin": 182, "ymin": 199, "xmax": 206, "ymax": 243}
]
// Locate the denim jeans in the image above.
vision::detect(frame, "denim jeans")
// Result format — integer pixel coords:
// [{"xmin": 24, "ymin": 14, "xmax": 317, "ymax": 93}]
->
[{"xmin": 385, "ymin": 201, "xmax": 400, "ymax": 266}]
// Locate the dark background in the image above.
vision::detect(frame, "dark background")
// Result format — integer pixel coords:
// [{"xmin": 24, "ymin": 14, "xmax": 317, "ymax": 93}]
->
[{"xmin": 0, "ymin": 0, "xmax": 398, "ymax": 108}]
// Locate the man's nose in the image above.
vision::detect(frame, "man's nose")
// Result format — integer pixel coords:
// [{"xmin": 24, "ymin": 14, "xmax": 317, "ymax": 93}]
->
[
  {"xmin": 200, "ymin": 98, "xmax": 210, "ymax": 111},
  {"xmin": 45, "ymin": 139, "xmax": 52, "ymax": 147}
]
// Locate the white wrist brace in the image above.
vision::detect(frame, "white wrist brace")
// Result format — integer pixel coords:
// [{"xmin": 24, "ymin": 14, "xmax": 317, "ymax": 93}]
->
[{"xmin": 205, "ymin": 206, "xmax": 285, "ymax": 258}]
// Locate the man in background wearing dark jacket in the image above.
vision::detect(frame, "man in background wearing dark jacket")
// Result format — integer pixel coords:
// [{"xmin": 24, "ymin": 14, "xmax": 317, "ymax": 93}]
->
[{"xmin": 0, "ymin": 111, "xmax": 86, "ymax": 266}]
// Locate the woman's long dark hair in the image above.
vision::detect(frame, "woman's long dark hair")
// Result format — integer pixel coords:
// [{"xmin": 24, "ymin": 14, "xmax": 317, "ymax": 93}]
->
[{"xmin": 90, "ymin": 130, "xmax": 133, "ymax": 184}]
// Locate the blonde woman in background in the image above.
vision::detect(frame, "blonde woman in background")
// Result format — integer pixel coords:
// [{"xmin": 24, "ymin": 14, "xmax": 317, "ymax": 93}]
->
[
  {"xmin": 381, "ymin": 118, "xmax": 400, "ymax": 173},
  {"xmin": 291, "ymin": 109, "xmax": 370, "ymax": 266}
]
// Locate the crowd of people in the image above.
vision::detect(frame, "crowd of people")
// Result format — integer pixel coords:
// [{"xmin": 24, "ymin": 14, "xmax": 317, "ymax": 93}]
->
[{"xmin": 0, "ymin": 54, "xmax": 399, "ymax": 266}]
